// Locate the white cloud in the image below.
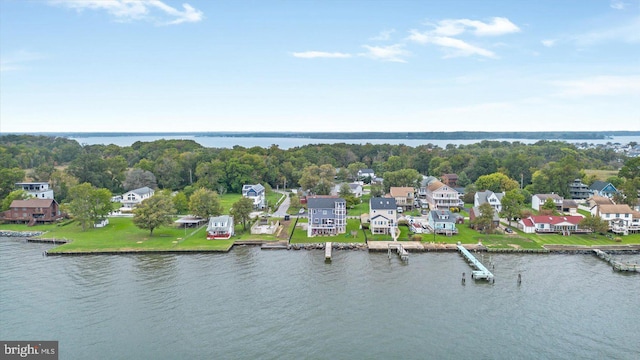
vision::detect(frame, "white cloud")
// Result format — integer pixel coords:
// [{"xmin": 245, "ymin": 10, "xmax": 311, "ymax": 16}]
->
[
  {"xmin": 0, "ymin": 50, "xmax": 44, "ymax": 72},
  {"xmin": 610, "ymin": 0, "xmax": 627, "ymax": 10},
  {"xmin": 428, "ymin": 17, "xmax": 520, "ymax": 37},
  {"xmin": 370, "ymin": 29, "xmax": 395, "ymax": 41},
  {"xmin": 407, "ymin": 30, "xmax": 496, "ymax": 58},
  {"xmin": 359, "ymin": 44, "xmax": 410, "ymax": 63},
  {"xmin": 551, "ymin": 75, "xmax": 640, "ymax": 97},
  {"xmin": 49, "ymin": 0, "xmax": 204, "ymax": 25},
  {"xmin": 541, "ymin": 39, "xmax": 557, "ymax": 47},
  {"xmin": 292, "ymin": 51, "xmax": 352, "ymax": 59}
]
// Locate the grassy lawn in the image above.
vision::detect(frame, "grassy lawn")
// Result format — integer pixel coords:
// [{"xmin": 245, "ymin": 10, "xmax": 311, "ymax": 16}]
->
[
  {"xmin": 290, "ymin": 218, "xmax": 365, "ymax": 243},
  {"xmin": 347, "ymin": 194, "xmax": 370, "ymax": 216},
  {"xmin": 3, "ymin": 217, "xmax": 234, "ymax": 253},
  {"xmin": 219, "ymin": 193, "xmax": 243, "ymax": 212},
  {"xmin": 584, "ymin": 169, "xmax": 618, "ymax": 181}
]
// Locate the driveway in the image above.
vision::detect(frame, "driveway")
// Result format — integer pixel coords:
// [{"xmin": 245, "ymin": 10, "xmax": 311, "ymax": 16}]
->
[{"xmin": 272, "ymin": 191, "xmax": 290, "ymax": 217}]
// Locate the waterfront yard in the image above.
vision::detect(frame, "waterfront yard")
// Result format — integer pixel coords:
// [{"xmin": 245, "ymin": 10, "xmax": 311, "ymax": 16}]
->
[{"xmin": 289, "ymin": 218, "xmax": 365, "ymax": 244}]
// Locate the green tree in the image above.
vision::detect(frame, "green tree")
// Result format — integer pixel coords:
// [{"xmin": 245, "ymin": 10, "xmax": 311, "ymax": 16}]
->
[
  {"xmin": 299, "ymin": 164, "xmax": 336, "ymax": 194},
  {"xmin": 172, "ymin": 192, "xmax": 189, "ymax": 214},
  {"xmin": 472, "ymin": 202, "xmax": 494, "ymax": 233},
  {"xmin": 188, "ymin": 188, "xmax": 222, "ymax": 219},
  {"xmin": 1, "ymin": 190, "xmax": 31, "ymax": 212},
  {"xmin": 338, "ymin": 183, "xmax": 353, "ymax": 198},
  {"xmin": 123, "ymin": 168, "xmax": 157, "ymax": 191},
  {"xmin": 0, "ymin": 168, "xmax": 25, "ymax": 200},
  {"xmin": 133, "ymin": 192, "xmax": 176, "ymax": 236},
  {"xmin": 230, "ymin": 197, "xmax": 254, "ymax": 231},
  {"xmin": 68, "ymin": 183, "xmax": 112, "ymax": 231},
  {"xmin": 619, "ymin": 157, "xmax": 640, "ymax": 180},
  {"xmin": 500, "ymin": 189, "xmax": 525, "ymax": 227},
  {"xmin": 541, "ymin": 197, "xmax": 557, "ymax": 213},
  {"xmin": 370, "ymin": 184, "xmax": 384, "ymax": 197},
  {"xmin": 49, "ymin": 170, "xmax": 79, "ymax": 203},
  {"xmin": 382, "ymin": 169, "xmax": 421, "ymax": 193},
  {"xmin": 30, "ymin": 163, "xmax": 55, "ymax": 182},
  {"xmin": 475, "ymin": 172, "xmax": 519, "ymax": 193},
  {"xmin": 579, "ymin": 214, "xmax": 609, "ymax": 237}
]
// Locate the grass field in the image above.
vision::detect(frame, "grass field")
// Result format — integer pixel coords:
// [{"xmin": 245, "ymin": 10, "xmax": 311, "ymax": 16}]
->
[
  {"xmin": 584, "ymin": 169, "xmax": 618, "ymax": 181},
  {"xmin": 290, "ymin": 218, "xmax": 365, "ymax": 243}
]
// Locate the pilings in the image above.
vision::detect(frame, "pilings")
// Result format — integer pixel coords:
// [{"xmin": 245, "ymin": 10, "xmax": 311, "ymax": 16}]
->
[
  {"xmin": 593, "ymin": 249, "xmax": 640, "ymax": 272},
  {"xmin": 388, "ymin": 243, "xmax": 409, "ymax": 262},
  {"xmin": 457, "ymin": 245, "xmax": 494, "ymax": 281}
]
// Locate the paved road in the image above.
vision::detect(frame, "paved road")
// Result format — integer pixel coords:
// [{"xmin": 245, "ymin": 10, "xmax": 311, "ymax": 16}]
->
[{"xmin": 272, "ymin": 191, "xmax": 290, "ymax": 217}]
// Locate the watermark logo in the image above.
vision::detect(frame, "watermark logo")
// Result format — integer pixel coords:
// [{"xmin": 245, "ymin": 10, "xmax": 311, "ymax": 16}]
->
[{"xmin": 0, "ymin": 341, "xmax": 57, "ymax": 359}]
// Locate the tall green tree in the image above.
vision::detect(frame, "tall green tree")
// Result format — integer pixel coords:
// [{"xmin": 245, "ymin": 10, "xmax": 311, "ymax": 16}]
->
[
  {"xmin": 172, "ymin": 192, "xmax": 189, "ymax": 214},
  {"xmin": 1, "ymin": 190, "xmax": 31, "ymax": 212},
  {"xmin": 188, "ymin": 188, "xmax": 223, "ymax": 219},
  {"xmin": 133, "ymin": 192, "xmax": 176, "ymax": 236},
  {"xmin": 472, "ymin": 202, "xmax": 495, "ymax": 233},
  {"xmin": 500, "ymin": 189, "xmax": 525, "ymax": 226},
  {"xmin": 68, "ymin": 183, "xmax": 112, "ymax": 231},
  {"xmin": 230, "ymin": 197, "xmax": 254, "ymax": 231},
  {"xmin": 579, "ymin": 214, "xmax": 609, "ymax": 237},
  {"xmin": 0, "ymin": 168, "xmax": 25, "ymax": 200},
  {"xmin": 475, "ymin": 172, "xmax": 519, "ymax": 193},
  {"xmin": 382, "ymin": 168, "xmax": 422, "ymax": 193},
  {"xmin": 619, "ymin": 157, "xmax": 640, "ymax": 180}
]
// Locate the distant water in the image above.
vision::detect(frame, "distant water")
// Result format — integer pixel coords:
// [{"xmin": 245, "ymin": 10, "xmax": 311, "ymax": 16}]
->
[
  {"xmin": 1, "ymin": 238, "xmax": 639, "ymax": 360},
  {"xmin": 67, "ymin": 135, "xmax": 640, "ymax": 149}
]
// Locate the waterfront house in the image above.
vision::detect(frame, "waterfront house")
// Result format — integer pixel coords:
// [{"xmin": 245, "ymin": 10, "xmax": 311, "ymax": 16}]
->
[
  {"xmin": 518, "ymin": 215, "xmax": 585, "ymax": 234},
  {"xmin": 369, "ymin": 197, "xmax": 397, "ymax": 235},
  {"xmin": 588, "ymin": 196, "xmax": 614, "ymax": 216},
  {"xmin": 531, "ymin": 194, "xmax": 563, "ymax": 212},
  {"xmin": 469, "ymin": 206, "xmax": 500, "ymax": 230},
  {"xmin": 242, "ymin": 184, "xmax": 266, "ymax": 209},
  {"xmin": 417, "ymin": 176, "xmax": 438, "ymax": 199},
  {"xmin": 595, "ymin": 204, "xmax": 638, "ymax": 234},
  {"xmin": 425, "ymin": 180, "xmax": 464, "ymax": 210},
  {"xmin": 389, "ymin": 186, "xmax": 415, "ymax": 211},
  {"xmin": 1, "ymin": 198, "xmax": 63, "ymax": 226},
  {"xmin": 427, "ymin": 210, "xmax": 460, "ymax": 235},
  {"xmin": 206, "ymin": 215, "xmax": 234, "ymax": 239},
  {"xmin": 568, "ymin": 179, "xmax": 590, "ymax": 200},
  {"xmin": 307, "ymin": 197, "xmax": 346, "ymax": 237},
  {"xmin": 15, "ymin": 182, "xmax": 54, "ymax": 199},
  {"xmin": 474, "ymin": 190, "xmax": 505, "ymax": 213},
  {"xmin": 589, "ymin": 181, "xmax": 618, "ymax": 198},
  {"xmin": 121, "ymin": 186, "xmax": 155, "ymax": 210}
]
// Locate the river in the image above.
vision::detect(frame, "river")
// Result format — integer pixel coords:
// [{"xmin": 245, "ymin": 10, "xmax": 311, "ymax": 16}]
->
[
  {"xmin": 1, "ymin": 238, "xmax": 638, "ymax": 359},
  {"xmin": 67, "ymin": 135, "xmax": 640, "ymax": 149}
]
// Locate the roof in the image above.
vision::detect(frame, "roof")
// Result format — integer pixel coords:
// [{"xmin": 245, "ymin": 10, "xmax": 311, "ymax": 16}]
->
[
  {"xmin": 562, "ymin": 200, "xmax": 578, "ymax": 208},
  {"xmin": 307, "ymin": 196, "xmax": 345, "ymax": 209},
  {"xmin": 471, "ymin": 206, "xmax": 500, "ymax": 221},
  {"xmin": 442, "ymin": 173, "xmax": 458, "ymax": 180},
  {"xmin": 175, "ymin": 216, "xmax": 206, "ymax": 224},
  {"xmin": 349, "ymin": 183, "xmax": 362, "ymax": 190},
  {"xmin": 9, "ymin": 199, "xmax": 56, "ymax": 208},
  {"xmin": 359, "ymin": 168, "xmax": 374, "ymax": 174},
  {"xmin": 528, "ymin": 215, "xmax": 582, "ymax": 225},
  {"xmin": 389, "ymin": 187, "xmax": 414, "ymax": 197},
  {"xmin": 207, "ymin": 215, "xmax": 233, "ymax": 230},
  {"xmin": 534, "ymin": 193, "xmax": 563, "ymax": 201},
  {"xmin": 15, "ymin": 182, "xmax": 49, "ymax": 185},
  {"xmin": 589, "ymin": 196, "xmax": 614, "ymax": 206},
  {"xmin": 521, "ymin": 218, "xmax": 535, "ymax": 227},
  {"xmin": 420, "ymin": 176, "xmax": 438, "ymax": 187},
  {"xmin": 242, "ymin": 184, "xmax": 265, "ymax": 192},
  {"xmin": 589, "ymin": 180, "xmax": 614, "ymax": 192},
  {"xmin": 370, "ymin": 197, "xmax": 397, "ymax": 210},
  {"xmin": 128, "ymin": 186, "xmax": 154, "ymax": 196},
  {"xmin": 429, "ymin": 210, "xmax": 459, "ymax": 223},
  {"xmin": 427, "ymin": 180, "xmax": 446, "ymax": 192},
  {"xmin": 476, "ymin": 190, "xmax": 504, "ymax": 204},
  {"xmin": 598, "ymin": 204, "xmax": 633, "ymax": 214}
]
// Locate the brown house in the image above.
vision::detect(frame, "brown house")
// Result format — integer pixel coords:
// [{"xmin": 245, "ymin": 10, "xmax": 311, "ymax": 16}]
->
[
  {"xmin": 1, "ymin": 199, "xmax": 63, "ymax": 226},
  {"xmin": 441, "ymin": 174, "xmax": 459, "ymax": 187}
]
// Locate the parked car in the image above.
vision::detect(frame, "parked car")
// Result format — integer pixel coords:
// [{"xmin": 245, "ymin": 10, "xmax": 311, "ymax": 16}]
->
[
  {"xmin": 505, "ymin": 227, "xmax": 513, "ymax": 234},
  {"xmin": 397, "ymin": 207, "xmax": 403, "ymax": 213}
]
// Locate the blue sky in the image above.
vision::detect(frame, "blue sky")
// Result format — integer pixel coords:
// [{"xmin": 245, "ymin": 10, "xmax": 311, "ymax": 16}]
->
[{"xmin": 1, "ymin": 0, "xmax": 638, "ymax": 133}]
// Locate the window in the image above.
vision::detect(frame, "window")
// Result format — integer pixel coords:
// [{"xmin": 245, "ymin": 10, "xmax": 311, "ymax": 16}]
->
[{"xmin": 323, "ymin": 210, "xmax": 327, "ymax": 215}]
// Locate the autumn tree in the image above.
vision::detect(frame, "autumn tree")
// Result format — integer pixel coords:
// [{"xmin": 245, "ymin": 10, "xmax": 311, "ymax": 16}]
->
[
  {"xmin": 188, "ymin": 188, "xmax": 223, "ymax": 219},
  {"xmin": 230, "ymin": 197, "xmax": 254, "ymax": 231},
  {"xmin": 133, "ymin": 192, "xmax": 175, "ymax": 236},
  {"xmin": 475, "ymin": 172, "xmax": 519, "ymax": 193}
]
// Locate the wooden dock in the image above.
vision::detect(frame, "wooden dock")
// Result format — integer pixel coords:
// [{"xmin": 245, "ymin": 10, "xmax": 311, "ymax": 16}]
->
[
  {"xmin": 457, "ymin": 245, "xmax": 494, "ymax": 281},
  {"xmin": 325, "ymin": 242, "xmax": 332, "ymax": 260},
  {"xmin": 388, "ymin": 242, "xmax": 409, "ymax": 261},
  {"xmin": 593, "ymin": 249, "xmax": 640, "ymax": 272}
]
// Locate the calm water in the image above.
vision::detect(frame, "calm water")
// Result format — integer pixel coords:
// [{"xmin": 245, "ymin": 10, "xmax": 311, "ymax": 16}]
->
[
  {"xmin": 68, "ymin": 135, "xmax": 640, "ymax": 149},
  {"xmin": 1, "ymin": 238, "xmax": 639, "ymax": 360}
]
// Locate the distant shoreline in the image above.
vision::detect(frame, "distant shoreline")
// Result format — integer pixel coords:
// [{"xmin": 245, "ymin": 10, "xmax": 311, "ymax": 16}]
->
[{"xmin": 3, "ymin": 131, "xmax": 640, "ymax": 141}]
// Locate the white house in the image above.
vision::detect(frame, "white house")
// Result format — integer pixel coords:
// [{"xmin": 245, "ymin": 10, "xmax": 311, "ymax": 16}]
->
[
  {"xmin": 120, "ymin": 186, "xmax": 155, "ymax": 209},
  {"xmin": 519, "ymin": 215, "xmax": 584, "ymax": 234},
  {"xmin": 357, "ymin": 169, "xmax": 375, "ymax": 181},
  {"xmin": 242, "ymin": 184, "xmax": 266, "ymax": 209},
  {"xmin": 425, "ymin": 180, "xmax": 463, "ymax": 210},
  {"xmin": 206, "ymin": 215, "xmax": 234, "ymax": 239},
  {"xmin": 474, "ymin": 190, "xmax": 505, "ymax": 213},
  {"xmin": 15, "ymin": 182, "xmax": 54, "ymax": 199},
  {"xmin": 369, "ymin": 197, "xmax": 397, "ymax": 235},
  {"xmin": 531, "ymin": 194, "xmax": 563, "ymax": 212},
  {"xmin": 331, "ymin": 183, "xmax": 363, "ymax": 198}
]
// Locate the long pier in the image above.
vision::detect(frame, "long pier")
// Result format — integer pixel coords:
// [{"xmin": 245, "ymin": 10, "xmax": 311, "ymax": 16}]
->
[
  {"xmin": 593, "ymin": 249, "xmax": 640, "ymax": 272},
  {"xmin": 457, "ymin": 245, "xmax": 494, "ymax": 281}
]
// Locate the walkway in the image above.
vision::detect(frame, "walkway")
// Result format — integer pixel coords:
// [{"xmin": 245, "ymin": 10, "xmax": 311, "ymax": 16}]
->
[
  {"xmin": 457, "ymin": 245, "xmax": 494, "ymax": 281},
  {"xmin": 272, "ymin": 191, "xmax": 290, "ymax": 217}
]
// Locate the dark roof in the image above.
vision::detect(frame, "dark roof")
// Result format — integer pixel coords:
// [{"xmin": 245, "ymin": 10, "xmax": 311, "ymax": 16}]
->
[
  {"xmin": 10, "ymin": 199, "xmax": 56, "ymax": 208},
  {"xmin": 370, "ymin": 197, "xmax": 397, "ymax": 210},
  {"xmin": 128, "ymin": 186, "xmax": 154, "ymax": 196},
  {"xmin": 359, "ymin": 168, "xmax": 374, "ymax": 174},
  {"xmin": 589, "ymin": 181, "xmax": 615, "ymax": 192},
  {"xmin": 307, "ymin": 197, "xmax": 345, "ymax": 209}
]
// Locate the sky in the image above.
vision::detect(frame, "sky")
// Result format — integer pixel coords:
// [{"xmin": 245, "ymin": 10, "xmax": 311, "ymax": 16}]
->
[{"xmin": 1, "ymin": 0, "xmax": 639, "ymax": 133}]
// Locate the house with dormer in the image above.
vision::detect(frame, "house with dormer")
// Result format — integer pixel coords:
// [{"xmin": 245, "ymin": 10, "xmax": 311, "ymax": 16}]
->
[
  {"xmin": 427, "ymin": 209, "xmax": 460, "ymax": 235},
  {"xmin": 121, "ymin": 186, "xmax": 155, "ymax": 210},
  {"xmin": 519, "ymin": 215, "xmax": 585, "ymax": 234},
  {"xmin": 242, "ymin": 184, "xmax": 266, "ymax": 209},
  {"xmin": 531, "ymin": 194, "xmax": 563, "ymax": 212},
  {"xmin": 307, "ymin": 197, "xmax": 346, "ymax": 237},
  {"xmin": 206, "ymin": 215, "xmax": 234, "ymax": 239},
  {"xmin": 15, "ymin": 182, "xmax": 54, "ymax": 199},
  {"xmin": 369, "ymin": 197, "xmax": 397, "ymax": 235},
  {"xmin": 425, "ymin": 180, "xmax": 464, "ymax": 210},
  {"xmin": 474, "ymin": 190, "xmax": 505, "ymax": 214}
]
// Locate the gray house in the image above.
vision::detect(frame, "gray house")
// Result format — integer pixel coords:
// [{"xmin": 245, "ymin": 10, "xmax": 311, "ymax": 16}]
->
[{"xmin": 307, "ymin": 197, "xmax": 347, "ymax": 237}]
